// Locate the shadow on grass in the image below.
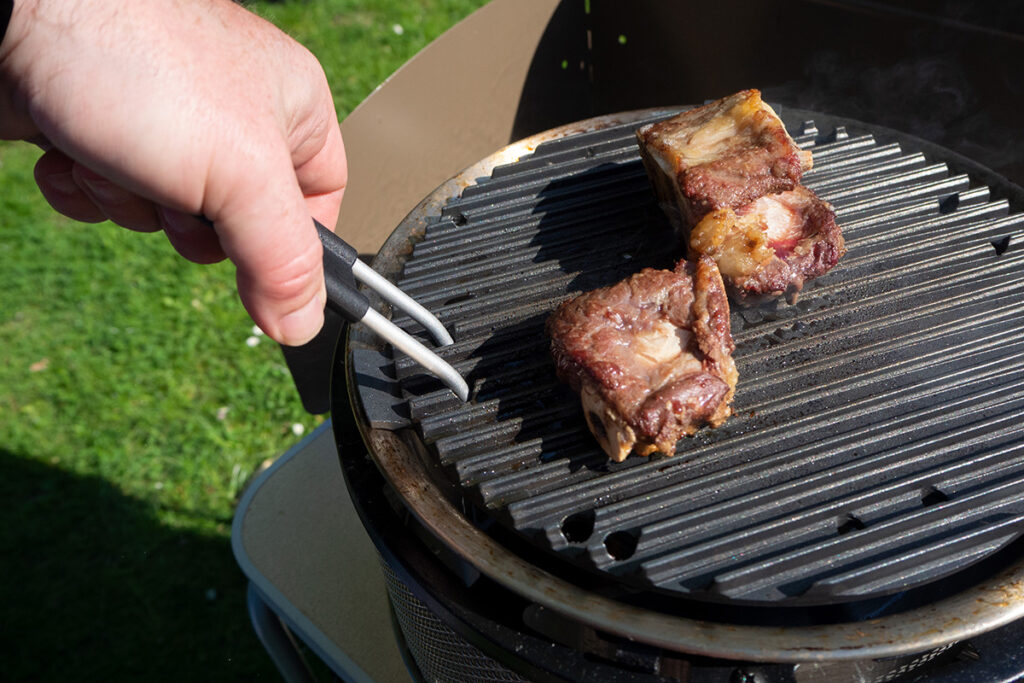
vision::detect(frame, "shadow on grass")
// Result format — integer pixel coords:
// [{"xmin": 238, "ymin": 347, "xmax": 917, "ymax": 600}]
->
[{"xmin": 0, "ymin": 448, "xmax": 274, "ymax": 681}]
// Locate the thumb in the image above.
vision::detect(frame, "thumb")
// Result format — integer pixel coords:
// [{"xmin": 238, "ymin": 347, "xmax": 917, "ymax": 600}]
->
[{"xmin": 210, "ymin": 156, "xmax": 327, "ymax": 347}]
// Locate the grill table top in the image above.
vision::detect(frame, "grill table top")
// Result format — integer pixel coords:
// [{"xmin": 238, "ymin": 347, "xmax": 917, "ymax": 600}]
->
[{"xmin": 231, "ymin": 422, "xmax": 409, "ymax": 682}]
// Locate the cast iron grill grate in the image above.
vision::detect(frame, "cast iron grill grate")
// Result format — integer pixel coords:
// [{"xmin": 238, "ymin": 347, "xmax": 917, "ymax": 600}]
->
[{"xmin": 377, "ymin": 109, "xmax": 1024, "ymax": 605}]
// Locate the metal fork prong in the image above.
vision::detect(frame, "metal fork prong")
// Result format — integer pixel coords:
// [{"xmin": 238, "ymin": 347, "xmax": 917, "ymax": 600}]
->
[
  {"xmin": 352, "ymin": 260, "xmax": 455, "ymax": 347},
  {"xmin": 360, "ymin": 308, "xmax": 469, "ymax": 401}
]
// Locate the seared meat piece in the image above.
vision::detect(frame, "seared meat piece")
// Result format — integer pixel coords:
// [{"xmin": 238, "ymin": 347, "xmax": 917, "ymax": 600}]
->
[
  {"xmin": 636, "ymin": 89, "xmax": 813, "ymax": 232},
  {"xmin": 689, "ymin": 186, "xmax": 845, "ymax": 303},
  {"xmin": 637, "ymin": 89, "xmax": 845, "ymax": 302},
  {"xmin": 547, "ymin": 256, "xmax": 737, "ymax": 461}
]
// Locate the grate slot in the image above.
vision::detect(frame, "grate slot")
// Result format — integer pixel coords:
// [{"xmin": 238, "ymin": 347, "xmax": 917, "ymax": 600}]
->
[
  {"xmin": 833, "ymin": 176, "xmax": 972, "ymax": 218},
  {"xmin": 468, "ymin": 139, "xmax": 645, "ymax": 194},
  {"xmin": 801, "ymin": 142, "xmax": 903, "ymax": 177},
  {"xmin": 493, "ymin": 113, "xmax": 673, "ymax": 165},
  {"xmin": 706, "ymin": 485, "xmax": 1024, "ymax": 600},
  {"xmin": 414, "ymin": 197, "xmax": 655, "ymax": 259},
  {"xmin": 838, "ymin": 187, "xmax": 989, "ymax": 233},
  {"xmin": 402, "ymin": 214, "xmax": 652, "ymax": 283},
  {"xmin": 440, "ymin": 166, "xmax": 650, "ymax": 225},
  {"xmin": 803, "ymin": 152, "xmax": 927, "ymax": 189}
]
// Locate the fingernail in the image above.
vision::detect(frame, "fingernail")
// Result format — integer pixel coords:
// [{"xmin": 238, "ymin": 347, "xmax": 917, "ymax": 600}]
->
[
  {"xmin": 277, "ymin": 293, "xmax": 326, "ymax": 347},
  {"xmin": 80, "ymin": 175, "xmax": 133, "ymax": 205}
]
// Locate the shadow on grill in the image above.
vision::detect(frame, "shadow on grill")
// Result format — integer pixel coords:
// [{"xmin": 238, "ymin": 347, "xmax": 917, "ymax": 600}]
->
[
  {"xmin": 412, "ymin": 157, "xmax": 688, "ymax": 495},
  {"xmin": 528, "ymin": 161, "xmax": 680, "ymax": 287}
]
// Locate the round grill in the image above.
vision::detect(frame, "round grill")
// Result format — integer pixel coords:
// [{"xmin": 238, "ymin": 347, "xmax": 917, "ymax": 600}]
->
[{"xmin": 341, "ymin": 107, "xmax": 1024, "ymax": 660}]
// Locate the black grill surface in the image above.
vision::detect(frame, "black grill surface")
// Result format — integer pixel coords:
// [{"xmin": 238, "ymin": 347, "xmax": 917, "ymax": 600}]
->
[{"xmin": 375, "ymin": 109, "xmax": 1024, "ymax": 606}]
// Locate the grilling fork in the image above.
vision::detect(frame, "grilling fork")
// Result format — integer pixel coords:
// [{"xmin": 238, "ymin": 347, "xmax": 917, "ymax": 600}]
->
[
  {"xmin": 201, "ymin": 216, "xmax": 469, "ymax": 401},
  {"xmin": 313, "ymin": 219, "xmax": 469, "ymax": 401}
]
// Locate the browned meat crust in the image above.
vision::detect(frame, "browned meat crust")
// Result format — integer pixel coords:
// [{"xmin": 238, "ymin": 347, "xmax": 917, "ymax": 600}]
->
[
  {"xmin": 547, "ymin": 256, "xmax": 737, "ymax": 461},
  {"xmin": 689, "ymin": 186, "xmax": 846, "ymax": 303},
  {"xmin": 636, "ymin": 89, "xmax": 811, "ymax": 231},
  {"xmin": 636, "ymin": 89, "xmax": 844, "ymax": 303}
]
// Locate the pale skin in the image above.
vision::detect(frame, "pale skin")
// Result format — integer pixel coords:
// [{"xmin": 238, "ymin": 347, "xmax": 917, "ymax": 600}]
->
[{"xmin": 0, "ymin": 0, "xmax": 348, "ymax": 346}]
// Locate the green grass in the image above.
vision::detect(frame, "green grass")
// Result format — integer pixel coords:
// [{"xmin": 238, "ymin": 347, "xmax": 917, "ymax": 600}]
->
[{"xmin": 0, "ymin": 1, "xmax": 488, "ymax": 679}]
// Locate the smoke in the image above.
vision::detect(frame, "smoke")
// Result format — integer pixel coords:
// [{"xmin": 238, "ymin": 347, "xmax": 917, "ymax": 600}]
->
[{"xmin": 764, "ymin": 39, "xmax": 1024, "ymax": 187}]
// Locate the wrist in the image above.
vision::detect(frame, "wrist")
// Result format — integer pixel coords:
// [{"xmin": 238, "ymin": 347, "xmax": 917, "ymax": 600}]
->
[
  {"xmin": 1, "ymin": 1, "xmax": 13, "ymax": 48},
  {"xmin": 0, "ymin": 0, "xmax": 30, "ymax": 64}
]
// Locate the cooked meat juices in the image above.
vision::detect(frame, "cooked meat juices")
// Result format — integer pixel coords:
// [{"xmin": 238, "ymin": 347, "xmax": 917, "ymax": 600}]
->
[
  {"xmin": 690, "ymin": 186, "xmax": 845, "ymax": 302},
  {"xmin": 547, "ymin": 256, "xmax": 737, "ymax": 461},
  {"xmin": 636, "ymin": 89, "xmax": 844, "ymax": 302}
]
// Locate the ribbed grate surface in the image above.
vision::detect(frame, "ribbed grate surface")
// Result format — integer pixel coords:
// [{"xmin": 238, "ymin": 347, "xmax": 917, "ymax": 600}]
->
[{"xmin": 382, "ymin": 110, "xmax": 1024, "ymax": 604}]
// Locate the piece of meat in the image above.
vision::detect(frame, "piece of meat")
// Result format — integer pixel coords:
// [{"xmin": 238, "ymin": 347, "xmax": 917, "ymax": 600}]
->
[
  {"xmin": 547, "ymin": 256, "xmax": 737, "ymax": 461},
  {"xmin": 689, "ymin": 186, "xmax": 845, "ymax": 303},
  {"xmin": 636, "ymin": 89, "xmax": 813, "ymax": 232}
]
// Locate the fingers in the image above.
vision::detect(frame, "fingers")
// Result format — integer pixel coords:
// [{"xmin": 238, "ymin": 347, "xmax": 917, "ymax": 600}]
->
[
  {"xmin": 33, "ymin": 150, "xmax": 106, "ymax": 223},
  {"xmin": 35, "ymin": 151, "xmax": 228, "ymax": 266},
  {"xmin": 208, "ymin": 62, "xmax": 345, "ymax": 347},
  {"xmin": 73, "ymin": 165, "xmax": 162, "ymax": 232},
  {"xmin": 304, "ymin": 187, "xmax": 346, "ymax": 235},
  {"xmin": 158, "ymin": 208, "xmax": 227, "ymax": 265},
  {"xmin": 38, "ymin": 144, "xmax": 328, "ymax": 343},
  {"xmin": 34, "ymin": 149, "xmax": 162, "ymax": 232},
  {"xmin": 292, "ymin": 101, "xmax": 348, "ymax": 205},
  {"xmin": 13, "ymin": 0, "xmax": 346, "ymax": 348}
]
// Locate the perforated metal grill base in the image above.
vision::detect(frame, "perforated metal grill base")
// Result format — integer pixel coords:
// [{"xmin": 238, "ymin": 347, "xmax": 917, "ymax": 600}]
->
[
  {"xmin": 371, "ymin": 108, "xmax": 1024, "ymax": 607},
  {"xmin": 380, "ymin": 560, "xmax": 528, "ymax": 683}
]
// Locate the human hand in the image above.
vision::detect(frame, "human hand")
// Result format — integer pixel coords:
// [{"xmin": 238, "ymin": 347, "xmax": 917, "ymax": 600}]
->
[{"xmin": 0, "ymin": 0, "xmax": 347, "ymax": 346}]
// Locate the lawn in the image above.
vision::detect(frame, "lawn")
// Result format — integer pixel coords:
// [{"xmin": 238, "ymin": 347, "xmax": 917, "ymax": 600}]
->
[{"xmin": 0, "ymin": 0, "xmax": 489, "ymax": 679}]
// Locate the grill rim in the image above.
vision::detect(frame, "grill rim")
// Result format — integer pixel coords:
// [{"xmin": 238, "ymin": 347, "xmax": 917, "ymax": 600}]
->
[{"xmin": 338, "ymin": 107, "xmax": 1024, "ymax": 662}]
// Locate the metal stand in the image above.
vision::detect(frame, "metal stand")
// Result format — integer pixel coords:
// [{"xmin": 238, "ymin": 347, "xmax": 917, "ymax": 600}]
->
[{"xmin": 247, "ymin": 583, "xmax": 316, "ymax": 683}]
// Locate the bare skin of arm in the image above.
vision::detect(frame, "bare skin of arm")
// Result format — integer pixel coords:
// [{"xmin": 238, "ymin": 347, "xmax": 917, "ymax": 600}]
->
[{"xmin": 0, "ymin": 0, "xmax": 347, "ymax": 346}]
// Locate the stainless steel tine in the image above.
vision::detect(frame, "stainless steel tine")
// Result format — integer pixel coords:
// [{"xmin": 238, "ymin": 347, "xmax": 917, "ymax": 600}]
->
[
  {"xmin": 359, "ymin": 309, "xmax": 469, "ymax": 401},
  {"xmin": 315, "ymin": 220, "xmax": 469, "ymax": 401},
  {"xmin": 350, "ymin": 259, "xmax": 454, "ymax": 346}
]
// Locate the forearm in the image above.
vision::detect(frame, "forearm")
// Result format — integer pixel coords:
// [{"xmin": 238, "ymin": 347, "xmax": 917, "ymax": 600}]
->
[
  {"xmin": 0, "ymin": 0, "xmax": 16, "ymax": 135},
  {"xmin": 1, "ymin": 0, "xmax": 91, "ymax": 142},
  {"xmin": 1, "ymin": 0, "xmax": 11, "ymax": 42}
]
